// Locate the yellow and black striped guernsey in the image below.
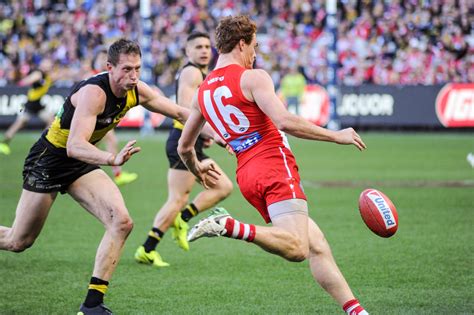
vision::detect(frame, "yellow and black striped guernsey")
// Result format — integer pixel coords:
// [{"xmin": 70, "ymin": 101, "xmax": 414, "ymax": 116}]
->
[
  {"xmin": 27, "ymin": 70, "xmax": 52, "ymax": 102},
  {"xmin": 44, "ymin": 72, "xmax": 139, "ymax": 150}
]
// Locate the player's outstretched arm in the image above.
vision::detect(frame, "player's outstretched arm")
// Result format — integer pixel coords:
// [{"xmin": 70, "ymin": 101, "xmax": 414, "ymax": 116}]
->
[
  {"xmin": 17, "ymin": 70, "xmax": 42, "ymax": 87},
  {"xmin": 67, "ymin": 85, "xmax": 141, "ymax": 165},
  {"xmin": 243, "ymin": 69, "xmax": 366, "ymax": 150},
  {"xmin": 138, "ymin": 80, "xmax": 189, "ymax": 124}
]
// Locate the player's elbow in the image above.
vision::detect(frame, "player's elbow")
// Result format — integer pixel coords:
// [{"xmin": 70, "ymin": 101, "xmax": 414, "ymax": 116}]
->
[
  {"xmin": 66, "ymin": 140, "xmax": 80, "ymax": 159},
  {"xmin": 274, "ymin": 113, "xmax": 294, "ymax": 133},
  {"xmin": 178, "ymin": 107, "xmax": 190, "ymax": 123},
  {"xmin": 177, "ymin": 140, "xmax": 191, "ymax": 158}
]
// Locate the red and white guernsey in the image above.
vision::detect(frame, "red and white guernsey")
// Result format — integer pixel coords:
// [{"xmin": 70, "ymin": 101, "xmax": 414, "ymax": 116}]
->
[
  {"xmin": 198, "ymin": 64, "xmax": 288, "ymax": 169},
  {"xmin": 198, "ymin": 64, "xmax": 306, "ymax": 223}
]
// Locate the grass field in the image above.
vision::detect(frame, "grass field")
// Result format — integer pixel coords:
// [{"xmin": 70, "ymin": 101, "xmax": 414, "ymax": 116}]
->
[{"xmin": 0, "ymin": 131, "xmax": 473, "ymax": 314}]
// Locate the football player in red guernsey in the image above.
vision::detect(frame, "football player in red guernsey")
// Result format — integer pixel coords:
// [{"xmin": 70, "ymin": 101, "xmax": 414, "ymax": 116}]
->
[{"xmin": 178, "ymin": 15, "xmax": 369, "ymax": 315}]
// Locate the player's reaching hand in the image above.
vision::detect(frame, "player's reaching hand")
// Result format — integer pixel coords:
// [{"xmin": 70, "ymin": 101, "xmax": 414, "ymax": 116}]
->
[
  {"xmin": 196, "ymin": 160, "xmax": 221, "ymax": 189},
  {"xmin": 109, "ymin": 140, "xmax": 141, "ymax": 166},
  {"xmin": 334, "ymin": 128, "xmax": 367, "ymax": 151}
]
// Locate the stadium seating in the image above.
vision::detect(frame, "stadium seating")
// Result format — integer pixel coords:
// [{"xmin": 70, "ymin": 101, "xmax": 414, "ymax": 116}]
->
[{"xmin": 0, "ymin": 0, "xmax": 472, "ymax": 87}]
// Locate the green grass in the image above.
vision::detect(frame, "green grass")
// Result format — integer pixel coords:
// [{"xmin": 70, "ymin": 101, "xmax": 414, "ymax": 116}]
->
[{"xmin": 0, "ymin": 131, "xmax": 473, "ymax": 314}]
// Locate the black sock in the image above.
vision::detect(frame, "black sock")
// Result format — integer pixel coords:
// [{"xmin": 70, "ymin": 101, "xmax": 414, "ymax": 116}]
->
[
  {"xmin": 84, "ymin": 277, "xmax": 109, "ymax": 308},
  {"xmin": 181, "ymin": 203, "xmax": 199, "ymax": 222},
  {"xmin": 143, "ymin": 227, "xmax": 164, "ymax": 252}
]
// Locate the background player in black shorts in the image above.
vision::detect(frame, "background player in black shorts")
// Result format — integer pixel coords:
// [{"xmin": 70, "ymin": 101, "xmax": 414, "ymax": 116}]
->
[
  {"xmin": 0, "ymin": 58, "xmax": 57, "ymax": 155},
  {"xmin": 135, "ymin": 32, "xmax": 233, "ymax": 267}
]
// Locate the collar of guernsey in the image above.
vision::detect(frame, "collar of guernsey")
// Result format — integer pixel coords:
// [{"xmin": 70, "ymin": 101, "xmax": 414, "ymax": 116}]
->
[{"xmin": 45, "ymin": 86, "xmax": 139, "ymax": 149}]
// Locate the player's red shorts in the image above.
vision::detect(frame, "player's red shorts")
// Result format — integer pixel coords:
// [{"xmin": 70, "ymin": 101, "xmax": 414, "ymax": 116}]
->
[{"xmin": 236, "ymin": 146, "xmax": 307, "ymax": 223}]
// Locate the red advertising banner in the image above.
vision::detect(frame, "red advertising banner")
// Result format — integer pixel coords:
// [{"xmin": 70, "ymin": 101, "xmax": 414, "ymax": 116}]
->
[
  {"xmin": 435, "ymin": 83, "xmax": 474, "ymax": 127},
  {"xmin": 300, "ymin": 84, "xmax": 330, "ymax": 126}
]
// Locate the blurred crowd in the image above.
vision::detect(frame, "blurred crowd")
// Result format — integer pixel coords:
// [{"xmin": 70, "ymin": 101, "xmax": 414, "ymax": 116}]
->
[{"xmin": 0, "ymin": 0, "xmax": 472, "ymax": 88}]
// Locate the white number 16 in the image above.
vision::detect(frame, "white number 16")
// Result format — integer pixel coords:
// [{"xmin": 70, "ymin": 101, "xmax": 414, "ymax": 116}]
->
[{"xmin": 203, "ymin": 86, "xmax": 250, "ymax": 139}]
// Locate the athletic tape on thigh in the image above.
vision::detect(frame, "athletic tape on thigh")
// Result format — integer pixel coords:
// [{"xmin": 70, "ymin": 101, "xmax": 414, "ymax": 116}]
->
[{"xmin": 267, "ymin": 198, "xmax": 308, "ymax": 220}]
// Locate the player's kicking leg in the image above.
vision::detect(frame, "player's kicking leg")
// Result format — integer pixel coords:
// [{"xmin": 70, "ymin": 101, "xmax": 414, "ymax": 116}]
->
[
  {"xmin": 188, "ymin": 199, "xmax": 368, "ymax": 314},
  {"xmin": 69, "ymin": 169, "xmax": 133, "ymax": 315}
]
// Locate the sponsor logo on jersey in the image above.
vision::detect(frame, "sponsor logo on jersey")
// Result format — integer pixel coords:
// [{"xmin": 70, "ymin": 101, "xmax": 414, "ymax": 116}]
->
[
  {"xmin": 98, "ymin": 117, "xmax": 113, "ymax": 124},
  {"xmin": 367, "ymin": 190, "xmax": 396, "ymax": 229},
  {"xmin": 207, "ymin": 76, "xmax": 224, "ymax": 85},
  {"xmin": 435, "ymin": 83, "xmax": 474, "ymax": 127},
  {"xmin": 228, "ymin": 131, "xmax": 262, "ymax": 153}
]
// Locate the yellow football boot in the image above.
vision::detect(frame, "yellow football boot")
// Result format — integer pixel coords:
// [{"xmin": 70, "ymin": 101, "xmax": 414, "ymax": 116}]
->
[
  {"xmin": 114, "ymin": 171, "xmax": 138, "ymax": 186},
  {"xmin": 0, "ymin": 143, "xmax": 11, "ymax": 155},
  {"xmin": 134, "ymin": 246, "xmax": 170, "ymax": 268},
  {"xmin": 172, "ymin": 215, "xmax": 190, "ymax": 251}
]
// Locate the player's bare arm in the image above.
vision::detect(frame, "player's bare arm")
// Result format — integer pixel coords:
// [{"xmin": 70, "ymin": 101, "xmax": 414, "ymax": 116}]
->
[
  {"xmin": 179, "ymin": 67, "xmax": 218, "ymax": 141},
  {"xmin": 178, "ymin": 104, "xmax": 221, "ymax": 189},
  {"xmin": 178, "ymin": 66, "xmax": 203, "ymax": 108},
  {"xmin": 17, "ymin": 70, "xmax": 43, "ymax": 87},
  {"xmin": 138, "ymin": 80, "xmax": 189, "ymax": 124},
  {"xmin": 67, "ymin": 85, "xmax": 141, "ymax": 165},
  {"xmin": 242, "ymin": 69, "xmax": 367, "ymax": 151}
]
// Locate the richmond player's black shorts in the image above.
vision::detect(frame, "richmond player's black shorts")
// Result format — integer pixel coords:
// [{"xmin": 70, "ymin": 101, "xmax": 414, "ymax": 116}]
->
[
  {"xmin": 22, "ymin": 138, "xmax": 99, "ymax": 193},
  {"xmin": 166, "ymin": 128, "xmax": 209, "ymax": 170},
  {"xmin": 23, "ymin": 100, "xmax": 45, "ymax": 115}
]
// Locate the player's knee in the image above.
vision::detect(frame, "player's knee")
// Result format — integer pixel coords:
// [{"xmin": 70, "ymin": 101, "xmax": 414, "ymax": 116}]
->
[
  {"xmin": 221, "ymin": 178, "xmax": 233, "ymax": 198},
  {"xmin": 111, "ymin": 213, "xmax": 134, "ymax": 237},
  {"xmin": 287, "ymin": 248, "xmax": 308, "ymax": 262},
  {"xmin": 286, "ymin": 239, "xmax": 309, "ymax": 262},
  {"xmin": 309, "ymin": 234, "xmax": 330, "ymax": 256},
  {"xmin": 120, "ymin": 216, "xmax": 134, "ymax": 236},
  {"xmin": 168, "ymin": 195, "xmax": 189, "ymax": 210},
  {"xmin": 215, "ymin": 178, "xmax": 233, "ymax": 200},
  {"xmin": 9, "ymin": 238, "xmax": 35, "ymax": 253}
]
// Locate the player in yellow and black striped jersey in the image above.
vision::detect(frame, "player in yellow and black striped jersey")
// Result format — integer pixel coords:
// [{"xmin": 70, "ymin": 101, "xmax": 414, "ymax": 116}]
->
[
  {"xmin": 0, "ymin": 59, "xmax": 56, "ymax": 155},
  {"xmin": 135, "ymin": 32, "xmax": 233, "ymax": 267},
  {"xmin": 0, "ymin": 38, "xmax": 202, "ymax": 315}
]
